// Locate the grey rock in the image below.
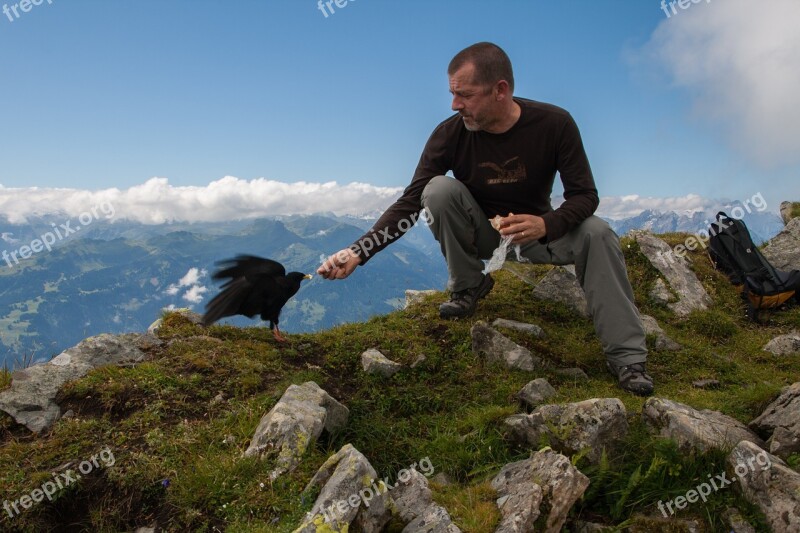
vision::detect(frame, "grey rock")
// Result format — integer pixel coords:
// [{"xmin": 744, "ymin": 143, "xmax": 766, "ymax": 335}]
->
[
  {"xmin": 642, "ymin": 397, "xmax": 765, "ymax": 454},
  {"xmin": 147, "ymin": 318, "xmax": 162, "ymax": 335},
  {"xmin": 492, "ymin": 318, "xmax": 546, "ymax": 339},
  {"xmin": 762, "ymin": 217, "xmax": 800, "ymax": 271},
  {"xmin": 531, "ymin": 266, "xmax": 589, "ymax": 317},
  {"xmin": 553, "ymin": 367, "xmax": 589, "ymax": 381},
  {"xmin": 404, "ymin": 503, "xmax": 462, "ymax": 533},
  {"xmin": 640, "ymin": 314, "xmax": 681, "ymax": 351},
  {"xmin": 244, "ymin": 381, "xmax": 348, "ymax": 481},
  {"xmin": 763, "ymin": 331, "xmax": 800, "ymax": 356},
  {"xmin": 722, "ymin": 507, "xmax": 756, "ymax": 533},
  {"xmin": 405, "ymin": 289, "xmax": 438, "ymax": 309},
  {"xmin": 649, "ymin": 277, "xmax": 675, "ymax": 305},
  {"xmin": 749, "ymin": 382, "xmax": 800, "ymax": 459},
  {"xmin": 0, "ymin": 334, "xmax": 149, "ymax": 433},
  {"xmin": 728, "ymin": 440, "xmax": 800, "ymax": 532},
  {"xmin": 471, "ymin": 321, "xmax": 541, "ymax": 371},
  {"xmin": 516, "ymin": 378, "xmax": 556, "ymax": 408},
  {"xmin": 633, "ymin": 231, "xmax": 712, "ymax": 317},
  {"xmin": 295, "ymin": 444, "xmax": 392, "ymax": 533},
  {"xmin": 389, "ymin": 469, "xmax": 461, "ymax": 532},
  {"xmin": 505, "ymin": 398, "xmax": 629, "ymax": 464},
  {"xmin": 491, "ymin": 449, "xmax": 590, "ymax": 533},
  {"xmin": 361, "ymin": 349, "xmax": 403, "ymax": 377},
  {"xmin": 779, "ymin": 201, "xmax": 797, "ymax": 225},
  {"xmin": 390, "ymin": 469, "xmax": 433, "ymax": 523},
  {"xmin": 692, "ymin": 379, "xmax": 721, "ymax": 389},
  {"xmin": 410, "ymin": 354, "xmax": 427, "ymax": 368}
]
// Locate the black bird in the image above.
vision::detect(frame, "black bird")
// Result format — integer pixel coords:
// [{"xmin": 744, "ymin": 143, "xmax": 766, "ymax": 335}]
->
[{"xmin": 202, "ymin": 255, "xmax": 312, "ymax": 341}]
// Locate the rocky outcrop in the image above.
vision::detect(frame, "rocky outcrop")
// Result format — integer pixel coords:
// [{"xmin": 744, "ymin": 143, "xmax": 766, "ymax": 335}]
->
[
  {"xmin": 633, "ymin": 232, "xmax": 712, "ymax": 317},
  {"xmin": 642, "ymin": 397, "xmax": 764, "ymax": 453},
  {"xmin": 517, "ymin": 378, "xmax": 557, "ymax": 408},
  {"xmin": 749, "ymin": 382, "xmax": 800, "ymax": 459},
  {"xmin": 779, "ymin": 201, "xmax": 797, "ymax": 225},
  {"xmin": 531, "ymin": 266, "xmax": 589, "ymax": 317},
  {"xmin": 405, "ymin": 289, "xmax": 437, "ymax": 309},
  {"xmin": 0, "ymin": 333, "xmax": 153, "ymax": 433},
  {"xmin": 361, "ymin": 349, "xmax": 403, "ymax": 377},
  {"xmin": 640, "ymin": 314, "xmax": 681, "ymax": 351},
  {"xmin": 244, "ymin": 382, "xmax": 348, "ymax": 480},
  {"xmin": 389, "ymin": 469, "xmax": 461, "ymax": 532},
  {"xmin": 491, "ymin": 449, "xmax": 590, "ymax": 533},
  {"xmin": 763, "ymin": 331, "xmax": 800, "ymax": 356},
  {"xmin": 505, "ymin": 398, "xmax": 629, "ymax": 464},
  {"xmin": 471, "ymin": 321, "xmax": 542, "ymax": 371},
  {"xmin": 148, "ymin": 308, "xmax": 203, "ymax": 334},
  {"xmin": 492, "ymin": 318, "xmax": 546, "ymax": 339},
  {"xmin": 728, "ymin": 440, "xmax": 800, "ymax": 532},
  {"xmin": 295, "ymin": 444, "xmax": 392, "ymax": 532},
  {"xmin": 762, "ymin": 217, "xmax": 800, "ymax": 271}
]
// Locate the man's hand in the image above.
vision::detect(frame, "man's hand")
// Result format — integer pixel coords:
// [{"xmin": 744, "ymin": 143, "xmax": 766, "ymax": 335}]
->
[
  {"xmin": 317, "ymin": 248, "xmax": 362, "ymax": 280},
  {"xmin": 497, "ymin": 213, "xmax": 546, "ymax": 244}
]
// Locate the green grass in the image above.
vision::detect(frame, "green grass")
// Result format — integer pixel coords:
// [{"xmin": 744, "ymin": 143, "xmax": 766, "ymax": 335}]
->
[{"xmin": 1, "ymin": 235, "xmax": 798, "ymax": 531}]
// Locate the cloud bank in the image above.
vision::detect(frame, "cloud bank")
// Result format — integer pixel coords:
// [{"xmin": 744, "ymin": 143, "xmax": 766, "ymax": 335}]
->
[
  {"xmin": 0, "ymin": 176, "xmax": 404, "ymax": 225},
  {"xmin": 641, "ymin": 0, "xmax": 800, "ymax": 166},
  {"xmin": 0, "ymin": 177, "xmax": 773, "ymax": 226}
]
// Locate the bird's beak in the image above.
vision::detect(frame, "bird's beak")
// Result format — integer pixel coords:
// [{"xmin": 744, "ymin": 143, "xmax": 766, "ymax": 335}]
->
[{"xmin": 303, "ymin": 274, "xmax": 313, "ymax": 280}]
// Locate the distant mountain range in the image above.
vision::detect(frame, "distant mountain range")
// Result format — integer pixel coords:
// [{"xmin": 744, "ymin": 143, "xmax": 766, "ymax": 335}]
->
[
  {"xmin": 0, "ymin": 215, "xmax": 447, "ymax": 367},
  {"xmin": 604, "ymin": 208, "xmax": 784, "ymax": 245},
  {"xmin": 0, "ymin": 207, "xmax": 785, "ymax": 367}
]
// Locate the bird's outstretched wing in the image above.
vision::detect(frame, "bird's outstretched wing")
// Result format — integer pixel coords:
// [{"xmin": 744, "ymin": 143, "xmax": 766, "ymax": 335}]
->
[{"xmin": 212, "ymin": 255, "xmax": 285, "ymax": 285}]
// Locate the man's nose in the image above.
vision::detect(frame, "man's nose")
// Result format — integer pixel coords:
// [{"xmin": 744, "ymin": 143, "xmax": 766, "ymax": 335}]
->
[{"xmin": 451, "ymin": 96, "xmax": 464, "ymax": 111}]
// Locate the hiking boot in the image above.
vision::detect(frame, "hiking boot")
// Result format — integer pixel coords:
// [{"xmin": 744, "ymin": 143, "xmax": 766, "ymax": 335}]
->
[
  {"xmin": 439, "ymin": 274, "xmax": 495, "ymax": 319},
  {"xmin": 607, "ymin": 361, "xmax": 654, "ymax": 396}
]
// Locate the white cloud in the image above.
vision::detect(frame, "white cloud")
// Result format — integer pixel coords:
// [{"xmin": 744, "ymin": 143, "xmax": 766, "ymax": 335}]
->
[
  {"xmin": 182, "ymin": 285, "xmax": 209, "ymax": 304},
  {"xmin": 164, "ymin": 267, "xmax": 209, "ymax": 305},
  {"xmin": 178, "ymin": 267, "xmax": 206, "ymax": 287},
  {"xmin": 0, "ymin": 176, "xmax": 403, "ymax": 224},
  {"xmin": 640, "ymin": 0, "xmax": 800, "ymax": 166}
]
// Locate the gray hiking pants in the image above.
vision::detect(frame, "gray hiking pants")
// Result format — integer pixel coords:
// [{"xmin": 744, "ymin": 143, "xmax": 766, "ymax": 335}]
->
[{"xmin": 421, "ymin": 175, "xmax": 647, "ymax": 366}]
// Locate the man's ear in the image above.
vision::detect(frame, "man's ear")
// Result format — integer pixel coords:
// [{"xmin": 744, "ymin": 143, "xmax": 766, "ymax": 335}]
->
[{"xmin": 494, "ymin": 80, "xmax": 512, "ymax": 101}]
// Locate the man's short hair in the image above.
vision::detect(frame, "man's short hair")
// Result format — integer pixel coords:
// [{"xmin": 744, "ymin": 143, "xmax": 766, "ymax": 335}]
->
[{"xmin": 448, "ymin": 42, "xmax": 514, "ymax": 93}]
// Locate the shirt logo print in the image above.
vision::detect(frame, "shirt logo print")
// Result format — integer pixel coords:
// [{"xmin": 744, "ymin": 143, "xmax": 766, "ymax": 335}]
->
[{"xmin": 480, "ymin": 156, "xmax": 527, "ymax": 184}]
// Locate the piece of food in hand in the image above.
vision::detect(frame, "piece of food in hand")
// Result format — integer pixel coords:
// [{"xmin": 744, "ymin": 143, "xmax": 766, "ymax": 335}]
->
[{"xmin": 490, "ymin": 215, "xmax": 503, "ymax": 231}]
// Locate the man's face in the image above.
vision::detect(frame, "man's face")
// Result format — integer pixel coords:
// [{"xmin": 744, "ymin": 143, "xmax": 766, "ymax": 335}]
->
[{"xmin": 449, "ymin": 63, "xmax": 496, "ymax": 132}]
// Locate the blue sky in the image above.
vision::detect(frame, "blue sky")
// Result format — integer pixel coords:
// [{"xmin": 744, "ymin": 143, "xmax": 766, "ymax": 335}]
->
[{"xmin": 1, "ymin": 0, "xmax": 798, "ymax": 221}]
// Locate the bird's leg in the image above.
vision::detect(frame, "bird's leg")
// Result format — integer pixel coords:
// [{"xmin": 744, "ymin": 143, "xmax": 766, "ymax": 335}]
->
[{"xmin": 272, "ymin": 325, "xmax": 288, "ymax": 342}]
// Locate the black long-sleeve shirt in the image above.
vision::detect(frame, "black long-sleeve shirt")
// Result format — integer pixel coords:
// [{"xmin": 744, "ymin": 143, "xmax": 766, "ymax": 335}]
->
[{"xmin": 353, "ymin": 98, "xmax": 599, "ymax": 264}]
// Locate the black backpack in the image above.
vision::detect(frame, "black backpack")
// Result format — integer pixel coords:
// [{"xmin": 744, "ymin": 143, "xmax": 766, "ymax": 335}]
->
[{"xmin": 707, "ymin": 212, "xmax": 800, "ymax": 321}]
